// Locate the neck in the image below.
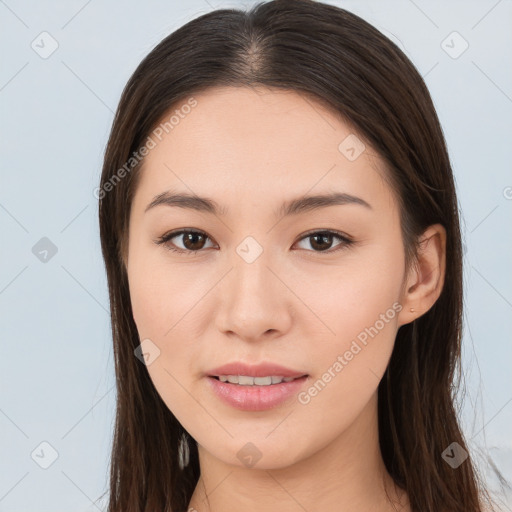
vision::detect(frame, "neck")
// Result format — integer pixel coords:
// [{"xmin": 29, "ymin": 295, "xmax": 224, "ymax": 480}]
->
[{"xmin": 187, "ymin": 393, "xmax": 410, "ymax": 512}]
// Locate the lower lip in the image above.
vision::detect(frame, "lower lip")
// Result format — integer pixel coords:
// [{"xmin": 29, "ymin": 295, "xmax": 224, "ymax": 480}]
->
[{"xmin": 206, "ymin": 375, "xmax": 309, "ymax": 411}]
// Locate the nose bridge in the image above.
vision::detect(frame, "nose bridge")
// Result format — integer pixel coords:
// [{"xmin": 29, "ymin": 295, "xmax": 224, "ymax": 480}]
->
[
  {"xmin": 229, "ymin": 245, "xmax": 275, "ymax": 310},
  {"xmin": 216, "ymin": 240, "xmax": 291, "ymax": 338},
  {"xmin": 233, "ymin": 247, "xmax": 272, "ymax": 295},
  {"xmin": 231, "ymin": 230, "xmax": 274, "ymax": 293}
]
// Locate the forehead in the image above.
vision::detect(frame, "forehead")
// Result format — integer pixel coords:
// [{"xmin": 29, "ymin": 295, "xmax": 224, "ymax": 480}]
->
[{"xmin": 133, "ymin": 86, "xmax": 394, "ymax": 214}]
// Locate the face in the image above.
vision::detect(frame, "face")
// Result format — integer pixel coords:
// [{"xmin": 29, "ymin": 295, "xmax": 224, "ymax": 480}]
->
[{"xmin": 126, "ymin": 85, "xmax": 410, "ymax": 469}]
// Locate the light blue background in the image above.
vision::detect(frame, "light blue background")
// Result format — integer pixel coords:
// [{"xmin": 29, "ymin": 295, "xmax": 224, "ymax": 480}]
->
[{"xmin": 1, "ymin": 1, "xmax": 511, "ymax": 511}]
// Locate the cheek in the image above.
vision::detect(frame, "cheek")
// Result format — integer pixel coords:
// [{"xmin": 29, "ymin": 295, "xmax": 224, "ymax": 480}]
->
[
  {"xmin": 286, "ymin": 263, "xmax": 401, "ymax": 460},
  {"xmin": 291, "ymin": 246, "xmax": 403, "ymax": 406},
  {"xmin": 293, "ymin": 245, "xmax": 404, "ymax": 345},
  {"xmin": 127, "ymin": 245, "xmax": 205, "ymax": 339},
  {"xmin": 126, "ymin": 249, "xmax": 213, "ymax": 400},
  {"xmin": 127, "ymin": 259, "xmax": 206, "ymax": 425}
]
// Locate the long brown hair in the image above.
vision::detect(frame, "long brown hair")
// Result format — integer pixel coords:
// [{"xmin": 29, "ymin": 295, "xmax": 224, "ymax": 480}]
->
[{"xmin": 98, "ymin": 1, "xmax": 495, "ymax": 510}]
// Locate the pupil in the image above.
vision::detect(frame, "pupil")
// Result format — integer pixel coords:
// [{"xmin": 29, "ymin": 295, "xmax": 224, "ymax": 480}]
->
[
  {"xmin": 311, "ymin": 233, "xmax": 332, "ymax": 251},
  {"xmin": 185, "ymin": 232, "xmax": 204, "ymax": 250},
  {"xmin": 181, "ymin": 232, "xmax": 334, "ymax": 252}
]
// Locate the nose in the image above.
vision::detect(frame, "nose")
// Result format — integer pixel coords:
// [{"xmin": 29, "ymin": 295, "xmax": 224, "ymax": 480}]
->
[{"xmin": 215, "ymin": 251, "xmax": 293, "ymax": 342}]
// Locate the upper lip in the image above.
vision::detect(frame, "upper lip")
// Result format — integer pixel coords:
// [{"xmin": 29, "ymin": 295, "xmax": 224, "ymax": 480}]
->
[{"xmin": 206, "ymin": 362, "xmax": 308, "ymax": 378}]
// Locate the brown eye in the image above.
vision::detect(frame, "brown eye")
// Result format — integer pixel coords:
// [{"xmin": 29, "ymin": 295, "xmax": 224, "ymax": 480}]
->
[
  {"xmin": 309, "ymin": 233, "xmax": 335, "ymax": 251},
  {"xmin": 180, "ymin": 231, "xmax": 207, "ymax": 251},
  {"xmin": 155, "ymin": 228, "xmax": 354, "ymax": 256},
  {"xmin": 295, "ymin": 230, "xmax": 354, "ymax": 253},
  {"xmin": 155, "ymin": 229, "xmax": 215, "ymax": 254}
]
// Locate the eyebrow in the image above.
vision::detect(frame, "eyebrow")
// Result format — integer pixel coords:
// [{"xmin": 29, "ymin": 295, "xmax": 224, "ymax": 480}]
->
[{"xmin": 144, "ymin": 190, "xmax": 372, "ymax": 217}]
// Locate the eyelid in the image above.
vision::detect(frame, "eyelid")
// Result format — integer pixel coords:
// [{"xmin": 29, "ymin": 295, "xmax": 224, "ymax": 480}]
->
[
  {"xmin": 297, "ymin": 228, "xmax": 353, "ymax": 243},
  {"xmin": 155, "ymin": 228, "xmax": 217, "ymax": 255},
  {"xmin": 155, "ymin": 228, "xmax": 354, "ymax": 255},
  {"xmin": 294, "ymin": 229, "xmax": 354, "ymax": 253}
]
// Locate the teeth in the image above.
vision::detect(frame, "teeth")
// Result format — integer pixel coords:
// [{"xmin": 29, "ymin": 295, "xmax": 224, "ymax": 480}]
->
[{"xmin": 217, "ymin": 375, "xmax": 298, "ymax": 385}]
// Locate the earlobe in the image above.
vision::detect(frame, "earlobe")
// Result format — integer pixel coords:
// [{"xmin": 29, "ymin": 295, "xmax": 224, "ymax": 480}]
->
[{"xmin": 397, "ymin": 224, "xmax": 447, "ymax": 326}]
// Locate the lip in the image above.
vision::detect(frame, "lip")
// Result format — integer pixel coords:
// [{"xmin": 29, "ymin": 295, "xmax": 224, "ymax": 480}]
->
[
  {"xmin": 206, "ymin": 362, "xmax": 308, "ymax": 379},
  {"xmin": 206, "ymin": 374, "xmax": 309, "ymax": 411}
]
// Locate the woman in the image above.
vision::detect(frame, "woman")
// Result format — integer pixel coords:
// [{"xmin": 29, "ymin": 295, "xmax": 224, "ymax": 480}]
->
[{"xmin": 97, "ymin": 0, "xmax": 496, "ymax": 510}]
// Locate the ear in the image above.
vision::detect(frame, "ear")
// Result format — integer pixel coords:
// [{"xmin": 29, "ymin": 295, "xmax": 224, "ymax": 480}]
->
[{"xmin": 397, "ymin": 224, "xmax": 447, "ymax": 327}]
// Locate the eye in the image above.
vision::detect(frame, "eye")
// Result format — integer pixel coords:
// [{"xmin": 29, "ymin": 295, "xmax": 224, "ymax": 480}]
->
[
  {"xmin": 154, "ymin": 228, "xmax": 354, "ymax": 255},
  {"xmin": 155, "ymin": 229, "xmax": 216, "ymax": 255},
  {"xmin": 294, "ymin": 229, "xmax": 354, "ymax": 253}
]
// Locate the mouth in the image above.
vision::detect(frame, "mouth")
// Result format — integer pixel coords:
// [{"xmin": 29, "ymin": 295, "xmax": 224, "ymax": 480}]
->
[
  {"xmin": 206, "ymin": 373, "xmax": 310, "ymax": 411},
  {"xmin": 208, "ymin": 374, "xmax": 308, "ymax": 386},
  {"xmin": 206, "ymin": 361, "xmax": 308, "ymax": 382}
]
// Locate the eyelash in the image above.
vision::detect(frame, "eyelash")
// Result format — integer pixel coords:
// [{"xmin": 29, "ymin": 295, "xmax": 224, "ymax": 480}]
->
[{"xmin": 154, "ymin": 228, "xmax": 354, "ymax": 256}]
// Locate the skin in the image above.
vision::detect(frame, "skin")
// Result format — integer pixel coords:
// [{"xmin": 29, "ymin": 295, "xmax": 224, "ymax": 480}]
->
[{"xmin": 125, "ymin": 85, "xmax": 446, "ymax": 512}]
